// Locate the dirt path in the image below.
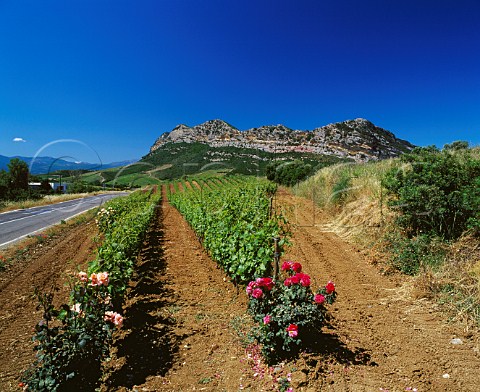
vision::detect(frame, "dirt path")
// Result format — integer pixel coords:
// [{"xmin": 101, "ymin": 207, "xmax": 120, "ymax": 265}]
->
[
  {"xmin": 0, "ymin": 219, "xmax": 98, "ymax": 391},
  {"xmin": 276, "ymin": 190, "xmax": 480, "ymax": 391},
  {"xmin": 102, "ymin": 191, "xmax": 249, "ymax": 391}
]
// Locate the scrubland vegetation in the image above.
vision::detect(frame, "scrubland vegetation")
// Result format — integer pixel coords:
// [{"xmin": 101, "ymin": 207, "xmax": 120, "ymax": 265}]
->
[{"xmin": 295, "ymin": 144, "xmax": 480, "ymax": 326}]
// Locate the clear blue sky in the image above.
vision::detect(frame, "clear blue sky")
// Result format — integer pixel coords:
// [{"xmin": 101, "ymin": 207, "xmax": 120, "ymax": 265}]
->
[{"xmin": 1, "ymin": 0, "xmax": 479, "ymax": 164}]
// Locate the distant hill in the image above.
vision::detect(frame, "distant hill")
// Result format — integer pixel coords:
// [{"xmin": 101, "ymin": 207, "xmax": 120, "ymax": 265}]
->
[
  {"xmin": 59, "ymin": 118, "xmax": 415, "ymax": 187},
  {"xmin": 149, "ymin": 118, "xmax": 415, "ymax": 163},
  {"xmin": 0, "ymin": 155, "xmax": 138, "ymax": 175}
]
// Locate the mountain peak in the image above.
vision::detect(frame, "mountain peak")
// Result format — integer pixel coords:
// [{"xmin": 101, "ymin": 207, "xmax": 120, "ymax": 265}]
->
[{"xmin": 149, "ymin": 118, "xmax": 414, "ymax": 162}]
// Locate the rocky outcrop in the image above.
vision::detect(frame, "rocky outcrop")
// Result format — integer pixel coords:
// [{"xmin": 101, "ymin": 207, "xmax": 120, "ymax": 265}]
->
[{"xmin": 149, "ymin": 118, "xmax": 414, "ymax": 162}]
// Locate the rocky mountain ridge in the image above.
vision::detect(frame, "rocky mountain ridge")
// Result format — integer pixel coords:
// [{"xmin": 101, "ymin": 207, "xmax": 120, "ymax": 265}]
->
[{"xmin": 149, "ymin": 118, "xmax": 414, "ymax": 162}]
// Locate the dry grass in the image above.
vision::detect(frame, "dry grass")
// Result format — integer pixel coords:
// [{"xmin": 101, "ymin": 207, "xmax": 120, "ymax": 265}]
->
[
  {"xmin": 427, "ymin": 234, "xmax": 480, "ymax": 328},
  {"xmin": 294, "ymin": 159, "xmax": 399, "ymax": 246},
  {"xmin": 0, "ymin": 192, "xmax": 103, "ymax": 213}
]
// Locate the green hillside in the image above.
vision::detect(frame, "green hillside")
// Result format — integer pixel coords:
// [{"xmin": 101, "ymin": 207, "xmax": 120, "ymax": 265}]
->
[{"xmin": 71, "ymin": 142, "xmax": 352, "ymax": 188}]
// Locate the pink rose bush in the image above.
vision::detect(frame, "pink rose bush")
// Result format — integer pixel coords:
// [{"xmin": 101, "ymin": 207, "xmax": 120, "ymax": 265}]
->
[
  {"xmin": 21, "ymin": 270, "xmax": 124, "ymax": 390},
  {"xmin": 247, "ymin": 260, "xmax": 337, "ymax": 363}
]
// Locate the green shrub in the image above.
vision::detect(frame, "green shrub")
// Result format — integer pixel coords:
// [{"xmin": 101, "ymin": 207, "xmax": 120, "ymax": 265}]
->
[
  {"xmin": 21, "ymin": 274, "xmax": 121, "ymax": 391},
  {"xmin": 266, "ymin": 160, "xmax": 313, "ymax": 186},
  {"xmin": 385, "ymin": 232, "xmax": 447, "ymax": 275},
  {"xmin": 383, "ymin": 145, "xmax": 480, "ymax": 240}
]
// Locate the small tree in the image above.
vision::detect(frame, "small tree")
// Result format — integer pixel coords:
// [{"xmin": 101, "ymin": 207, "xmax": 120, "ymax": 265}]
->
[{"xmin": 8, "ymin": 158, "xmax": 29, "ymax": 190}]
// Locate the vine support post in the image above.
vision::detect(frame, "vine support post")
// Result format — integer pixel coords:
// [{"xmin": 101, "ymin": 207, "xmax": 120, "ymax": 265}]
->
[{"xmin": 273, "ymin": 236, "xmax": 280, "ymax": 279}]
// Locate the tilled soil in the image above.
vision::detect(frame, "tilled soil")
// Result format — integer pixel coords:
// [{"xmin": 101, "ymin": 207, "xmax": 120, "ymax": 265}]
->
[
  {"xmin": 102, "ymin": 190, "xmax": 250, "ymax": 391},
  {"xmin": 0, "ymin": 218, "xmax": 99, "ymax": 391},
  {"xmin": 276, "ymin": 190, "xmax": 480, "ymax": 391},
  {"xmin": 1, "ymin": 189, "xmax": 480, "ymax": 392}
]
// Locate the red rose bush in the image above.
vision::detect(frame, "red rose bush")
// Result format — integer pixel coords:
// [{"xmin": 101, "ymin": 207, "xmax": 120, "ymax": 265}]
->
[{"xmin": 247, "ymin": 260, "xmax": 336, "ymax": 363}]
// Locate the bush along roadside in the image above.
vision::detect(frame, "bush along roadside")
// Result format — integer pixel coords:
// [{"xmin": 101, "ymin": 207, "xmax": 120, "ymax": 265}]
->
[
  {"xmin": 246, "ymin": 260, "xmax": 336, "ymax": 364},
  {"xmin": 20, "ymin": 189, "xmax": 161, "ymax": 391}
]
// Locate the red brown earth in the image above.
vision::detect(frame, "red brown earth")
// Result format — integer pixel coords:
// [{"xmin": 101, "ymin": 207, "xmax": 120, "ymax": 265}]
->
[
  {"xmin": 0, "ymin": 216, "xmax": 98, "ymax": 391},
  {"xmin": 0, "ymin": 188, "xmax": 479, "ymax": 391}
]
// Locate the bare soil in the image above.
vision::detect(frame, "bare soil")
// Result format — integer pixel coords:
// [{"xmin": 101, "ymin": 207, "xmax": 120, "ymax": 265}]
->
[
  {"xmin": 1, "ymin": 189, "xmax": 479, "ymax": 391},
  {"xmin": 275, "ymin": 190, "xmax": 480, "ymax": 391},
  {"xmin": 101, "ymin": 188, "xmax": 249, "ymax": 391},
  {"xmin": 0, "ymin": 218, "xmax": 99, "ymax": 391}
]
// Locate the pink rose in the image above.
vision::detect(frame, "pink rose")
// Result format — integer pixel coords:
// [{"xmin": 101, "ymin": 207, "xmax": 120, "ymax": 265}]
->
[
  {"xmin": 325, "ymin": 281, "xmax": 335, "ymax": 294},
  {"xmin": 104, "ymin": 311, "xmax": 114, "ymax": 321},
  {"xmin": 252, "ymin": 288, "xmax": 263, "ymax": 299},
  {"xmin": 113, "ymin": 313, "xmax": 123, "ymax": 328},
  {"xmin": 97, "ymin": 272, "xmax": 109, "ymax": 286},
  {"xmin": 314, "ymin": 294, "xmax": 325, "ymax": 304},
  {"xmin": 263, "ymin": 315, "xmax": 271, "ymax": 324},
  {"xmin": 246, "ymin": 281, "xmax": 256, "ymax": 295},
  {"xmin": 90, "ymin": 273, "xmax": 99, "ymax": 286},
  {"xmin": 78, "ymin": 271, "xmax": 88, "ymax": 282},
  {"xmin": 286, "ymin": 324, "xmax": 298, "ymax": 337},
  {"xmin": 104, "ymin": 311, "xmax": 123, "ymax": 328},
  {"xmin": 284, "ymin": 277, "xmax": 292, "ymax": 287}
]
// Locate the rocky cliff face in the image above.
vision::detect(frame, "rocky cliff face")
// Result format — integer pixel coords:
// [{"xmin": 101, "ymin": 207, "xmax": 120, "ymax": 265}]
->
[{"xmin": 149, "ymin": 118, "xmax": 414, "ymax": 162}]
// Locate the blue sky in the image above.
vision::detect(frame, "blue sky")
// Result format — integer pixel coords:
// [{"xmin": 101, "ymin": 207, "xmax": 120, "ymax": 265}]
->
[{"xmin": 0, "ymin": 0, "xmax": 479, "ymax": 164}]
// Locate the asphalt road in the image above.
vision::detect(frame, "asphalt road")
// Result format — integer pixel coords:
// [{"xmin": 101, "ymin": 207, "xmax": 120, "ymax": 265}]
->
[{"xmin": 0, "ymin": 193, "xmax": 128, "ymax": 248}]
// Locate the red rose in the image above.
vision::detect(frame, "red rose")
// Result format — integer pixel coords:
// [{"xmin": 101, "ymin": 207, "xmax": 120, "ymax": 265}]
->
[
  {"xmin": 291, "ymin": 262, "xmax": 302, "ymax": 273},
  {"xmin": 281, "ymin": 261, "xmax": 292, "ymax": 271},
  {"xmin": 290, "ymin": 274, "xmax": 301, "ymax": 284},
  {"xmin": 252, "ymin": 288, "xmax": 263, "ymax": 299},
  {"xmin": 299, "ymin": 273, "xmax": 311, "ymax": 287},
  {"xmin": 286, "ymin": 324, "xmax": 298, "ymax": 337},
  {"xmin": 325, "ymin": 281, "xmax": 335, "ymax": 294}
]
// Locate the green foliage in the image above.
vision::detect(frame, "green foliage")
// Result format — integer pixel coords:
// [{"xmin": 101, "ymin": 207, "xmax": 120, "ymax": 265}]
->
[
  {"xmin": 89, "ymin": 189, "xmax": 162, "ymax": 300},
  {"xmin": 383, "ymin": 146, "xmax": 480, "ymax": 240},
  {"xmin": 170, "ymin": 176, "xmax": 289, "ymax": 283},
  {"xmin": 8, "ymin": 157, "xmax": 29, "ymax": 191},
  {"xmin": 266, "ymin": 160, "xmax": 313, "ymax": 186},
  {"xmin": 331, "ymin": 173, "xmax": 352, "ymax": 205},
  {"xmin": 384, "ymin": 232, "xmax": 447, "ymax": 275},
  {"xmin": 1, "ymin": 158, "xmax": 31, "ymax": 201}
]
